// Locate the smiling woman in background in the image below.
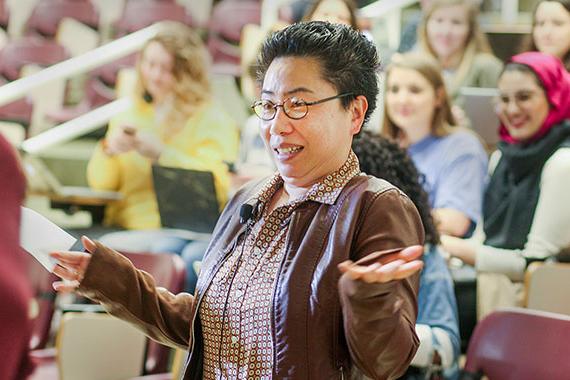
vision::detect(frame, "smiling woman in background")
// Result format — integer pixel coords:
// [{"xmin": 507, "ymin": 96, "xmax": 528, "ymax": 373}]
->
[
  {"xmin": 88, "ymin": 22, "xmax": 239, "ymax": 231},
  {"xmin": 87, "ymin": 21, "xmax": 239, "ymax": 293},
  {"xmin": 522, "ymin": 0, "xmax": 570, "ymax": 71},
  {"xmin": 442, "ymin": 52, "xmax": 570, "ymax": 318},
  {"xmin": 418, "ymin": 0, "xmax": 503, "ymax": 104},
  {"xmin": 381, "ymin": 52, "xmax": 488, "ymax": 239}
]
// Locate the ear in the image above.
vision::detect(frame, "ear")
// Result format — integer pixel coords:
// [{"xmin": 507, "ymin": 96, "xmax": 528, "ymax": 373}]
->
[{"xmin": 349, "ymin": 95, "xmax": 368, "ymax": 135}]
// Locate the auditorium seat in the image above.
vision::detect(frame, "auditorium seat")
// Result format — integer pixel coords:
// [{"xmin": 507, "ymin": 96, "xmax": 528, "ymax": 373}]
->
[
  {"xmin": 25, "ymin": 0, "xmax": 99, "ymax": 39},
  {"xmin": 461, "ymin": 308, "xmax": 570, "ymax": 380},
  {"xmin": 207, "ymin": 0, "xmax": 261, "ymax": 74},
  {"xmin": 114, "ymin": 0, "xmax": 192, "ymax": 37},
  {"xmin": 29, "ymin": 250, "xmax": 187, "ymax": 378}
]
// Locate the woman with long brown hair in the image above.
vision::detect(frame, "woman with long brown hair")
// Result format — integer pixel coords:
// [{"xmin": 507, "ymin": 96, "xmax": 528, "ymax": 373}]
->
[{"xmin": 382, "ymin": 52, "xmax": 488, "ymax": 238}]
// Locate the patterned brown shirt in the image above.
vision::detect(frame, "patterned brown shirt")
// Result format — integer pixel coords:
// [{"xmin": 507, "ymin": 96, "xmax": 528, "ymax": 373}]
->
[{"xmin": 199, "ymin": 151, "xmax": 360, "ymax": 379}]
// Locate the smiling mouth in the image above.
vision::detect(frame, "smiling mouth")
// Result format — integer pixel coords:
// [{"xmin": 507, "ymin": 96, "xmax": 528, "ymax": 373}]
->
[{"xmin": 275, "ymin": 146, "xmax": 303, "ymax": 154}]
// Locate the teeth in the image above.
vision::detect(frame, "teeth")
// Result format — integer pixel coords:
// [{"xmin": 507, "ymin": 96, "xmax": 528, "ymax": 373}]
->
[{"xmin": 277, "ymin": 146, "xmax": 302, "ymax": 154}]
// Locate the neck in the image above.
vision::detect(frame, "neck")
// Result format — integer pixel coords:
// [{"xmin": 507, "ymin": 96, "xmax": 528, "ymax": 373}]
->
[
  {"xmin": 401, "ymin": 124, "xmax": 431, "ymax": 145},
  {"xmin": 282, "ymin": 183, "xmax": 310, "ymax": 203},
  {"xmin": 439, "ymin": 51, "xmax": 463, "ymax": 70}
]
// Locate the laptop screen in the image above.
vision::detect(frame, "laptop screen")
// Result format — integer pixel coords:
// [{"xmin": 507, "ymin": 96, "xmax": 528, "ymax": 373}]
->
[
  {"xmin": 459, "ymin": 87, "xmax": 500, "ymax": 149},
  {"xmin": 152, "ymin": 166, "xmax": 220, "ymax": 234}
]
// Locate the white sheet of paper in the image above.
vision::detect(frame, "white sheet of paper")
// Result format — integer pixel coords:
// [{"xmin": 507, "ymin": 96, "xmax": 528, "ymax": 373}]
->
[{"xmin": 20, "ymin": 207, "xmax": 77, "ymax": 271}]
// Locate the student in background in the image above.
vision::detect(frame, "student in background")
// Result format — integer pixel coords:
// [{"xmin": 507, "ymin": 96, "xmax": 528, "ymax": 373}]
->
[
  {"xmin": 442, "ymin": 52, "xmax": 570, "ymax": 318},
  {"xmin": 353, "ymin": 131, "xmax": 460, "ymax": 380},
  {"xmin": 399, "ymin": 0, "xmax": 433, "ymax": 53},
  {"xmin": 381, "ymin": 52, "xmax": 488, "ymax": 238},
  {"xmin": 88, "ymin": 21, "xmax": 239, "ymax": 232},
  {"xmin": 0, "ymin": 135, "xmax": 33, "ymax": 380},
  {"xmin": 522, "ymin": 0, "xmax": 570, "ymax": 71},
  {"xmin": 418, "ymin": 0, "xmax": 503, "ymax": 104},
  {"xmin": 87, "ymin": 22, "xmax": 239, "ymax": 291}
]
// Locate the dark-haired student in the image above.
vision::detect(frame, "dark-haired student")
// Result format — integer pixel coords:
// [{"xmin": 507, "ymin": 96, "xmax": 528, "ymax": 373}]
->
[
  {"xmin": 50, "ymin": 22, "xmax": 425, "ymax": 379},
  {"xmin": 0, "ymin": 135, "xmax": 33, "ymax": 380},
  {"xmin": 354, "ymin": 131, "xmax": 460, "ymax": 380}
]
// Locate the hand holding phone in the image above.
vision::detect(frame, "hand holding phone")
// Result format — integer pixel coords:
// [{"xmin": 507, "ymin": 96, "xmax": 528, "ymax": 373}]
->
[
  {"xmin": 104, "ymin": 125, "xmax": 138, "ymax": 155},
  {"xmin": 122, "ymin": 126, "xmax": 137, "ymax": 136}
]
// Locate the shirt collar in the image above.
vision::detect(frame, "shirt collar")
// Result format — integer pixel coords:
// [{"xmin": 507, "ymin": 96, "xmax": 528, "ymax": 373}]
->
[{"xmin": 251, "ymin": 150, "xmax": 361, "ymax": 208}]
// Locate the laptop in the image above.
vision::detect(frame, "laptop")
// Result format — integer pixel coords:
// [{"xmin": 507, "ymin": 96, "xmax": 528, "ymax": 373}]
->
[
  {"xmin": 152, "ymin": 166, "xmax": 221, "ymax": 235},
  {"xmin": 459, "ymin": 87, "xmax": 501, "ymax": 148}
]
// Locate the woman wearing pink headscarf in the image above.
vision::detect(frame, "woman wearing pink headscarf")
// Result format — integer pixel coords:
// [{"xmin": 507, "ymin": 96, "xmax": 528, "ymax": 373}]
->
[{"xmin": 442, "ymin": 52, "xmax": 570, "ymax": 318}]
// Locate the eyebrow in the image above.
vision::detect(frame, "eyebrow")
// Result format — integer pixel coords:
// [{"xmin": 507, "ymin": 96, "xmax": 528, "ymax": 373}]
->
[{"xmin": 261, "ymin": 87, "xmax": 315, "ymax": 97}]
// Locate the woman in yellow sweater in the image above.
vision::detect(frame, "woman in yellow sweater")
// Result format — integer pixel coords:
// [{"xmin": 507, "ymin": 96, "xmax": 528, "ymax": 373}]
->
[
  {"xmin": 87, "ymin": 22, "xmax": 239, "ymax": 289},
  {"xmin": 88, "ymin": 22, "xmax": 239, "ymax": 230}
]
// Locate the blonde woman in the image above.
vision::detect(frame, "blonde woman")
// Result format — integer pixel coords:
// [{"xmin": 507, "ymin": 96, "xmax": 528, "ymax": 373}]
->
[
  {"xmin": 418, "ymin": 0, "xmax": 503, "ymax": 103},
  {"xmin": 87, "ymin": 22, "xmax": 239, "ymax": 291},
  {"xmin": 382, "ymin": 53, "xmax": 488, "ymax": 238},
  {"xmin": 88, "ymin": 21, "xmax": 239, "ymax": 230}
]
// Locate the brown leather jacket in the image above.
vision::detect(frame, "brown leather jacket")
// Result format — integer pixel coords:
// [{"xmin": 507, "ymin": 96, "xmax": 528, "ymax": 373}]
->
[{"xmin": 79, "ymin": 174, "xmax": 424, "ymax": 380}]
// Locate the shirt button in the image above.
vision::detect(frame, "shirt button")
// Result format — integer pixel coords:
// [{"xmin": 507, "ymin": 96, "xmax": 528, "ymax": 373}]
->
[{"xmin": 231, "ymin": 336, "xmax": 238, "ymax": 345}]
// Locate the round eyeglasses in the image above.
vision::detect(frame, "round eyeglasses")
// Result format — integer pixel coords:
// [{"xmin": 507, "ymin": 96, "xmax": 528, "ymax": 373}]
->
[{"xmin": 251, "ymin": 93, "xmax": 354, "ymax": 121}]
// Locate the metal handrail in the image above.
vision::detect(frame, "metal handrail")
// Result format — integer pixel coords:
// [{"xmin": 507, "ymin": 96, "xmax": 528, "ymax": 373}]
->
[
  {"xmin": 358, "ymin": 0, "xmax": 419, "ymax": 19},
  {"xmin": 20, "ymin": 97, "xmax": 131, "ymax": 154},
  {"xmin": 0, "ymin": 23, "xmax": 161, "ymax": 108}
]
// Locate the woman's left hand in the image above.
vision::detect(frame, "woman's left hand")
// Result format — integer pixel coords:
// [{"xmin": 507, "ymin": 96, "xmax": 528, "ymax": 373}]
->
[
  {"xmin": 440, "ymin": 234, "xmax": 476, "ymax": 266},
  {"xmin": 338, "ymin": 245, "xmax": 424, "ymax": 283},
  {"xmin": 134, "ymin": 131, "xmax": 164, "ymax": 161}
]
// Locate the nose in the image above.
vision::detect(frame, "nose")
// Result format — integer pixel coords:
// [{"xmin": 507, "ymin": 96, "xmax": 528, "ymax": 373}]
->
[
  {"xmin": 440, "ymin": 21, "xmax": 453, "ymax": 36},
  {"xmin": 268, "ymin": 107, "xmax": 294, "ymax": 136},
  {"xmin": 149, "ymin": 65, "xmax": 163, "ymax": 81},
  {"xmin": 504, "ymin": 98, "xmax": 521, "ymax": 115}
]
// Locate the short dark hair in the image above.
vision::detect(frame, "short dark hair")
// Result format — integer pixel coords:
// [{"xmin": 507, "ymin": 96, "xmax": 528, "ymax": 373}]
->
[
  {"xmin": 353, "ymin": 130, "xmax": 439, "ymax": 246},
  {"xmin": 256, "ymin": 21, "xmax": 380, "ymax": 125}
]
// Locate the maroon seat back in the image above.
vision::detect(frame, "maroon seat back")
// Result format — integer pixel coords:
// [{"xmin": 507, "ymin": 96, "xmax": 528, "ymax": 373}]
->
[
  {"xmin": 120, "ymin": 251, "xmax": 186, "ymax": 375},
  {"xmin": 207, "ymin": 0, "xmax": 260, "ymax": 69},
  {"xmin": 0, "ymin": 37, "xmax": 68, "ymax": 81},
  {"xmin": 462, "ymin": 308, "xmax": 570, "ymax": 380},
  {"xmin": 26, "ymin": 0, "xmax": 99, "ymax": 38},
  {"xmin": 21, "ymin": 253, "xmax": 59, "ymax": 350},
  {"xmin": 115, "ymin": 0, "xmax": 192, "ymax": 37},
  {"xmin": 0, "ymin": 38, "xmax": 68, "ymax": 125},
  {"xmin": 0, "ymin": 0, "xmax": 8, "ymax": 30}
]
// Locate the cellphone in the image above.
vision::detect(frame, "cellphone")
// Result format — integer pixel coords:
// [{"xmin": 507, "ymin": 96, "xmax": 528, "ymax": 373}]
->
[{"xmin": 123, "ymin": 126, "xmax": 136, "ymax": 136}]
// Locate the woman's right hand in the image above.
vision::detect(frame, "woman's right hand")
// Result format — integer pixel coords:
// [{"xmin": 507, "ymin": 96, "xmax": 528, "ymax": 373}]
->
[
  {"xmin": 49, "ymin": 236, "xmax": 96, "ymax": 292},
  {"xmin": 104, "ymin": 125, "xmax": 137, "ymax": 155}
]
